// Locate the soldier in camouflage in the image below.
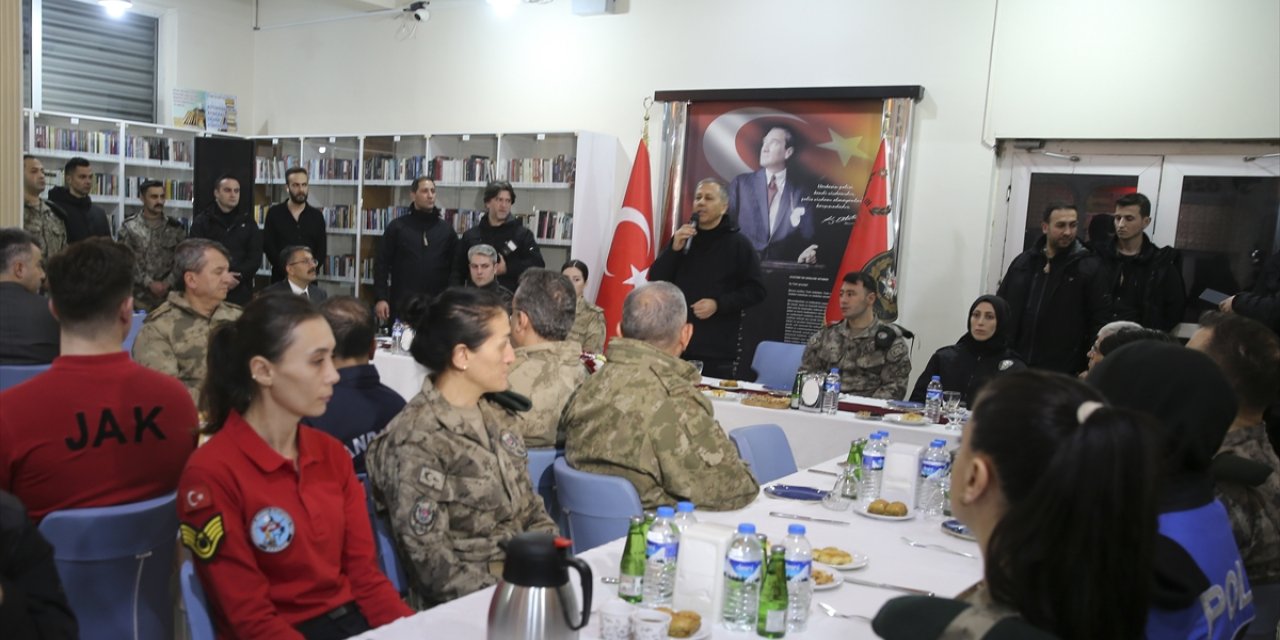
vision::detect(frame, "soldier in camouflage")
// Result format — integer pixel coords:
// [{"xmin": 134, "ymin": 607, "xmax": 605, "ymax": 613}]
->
[
  {"xmin": 365, "ymin": 287, "xmax": 557, "ymax": 607},
  {"xmin": 22, "ymin": 155, "xmax": 67, "ymax": 257},
  {"xmin": 561, "ymin": 259, "xmax": 606, "ymax": 353},
  {"xmin": 499, "ymin": 269, "xmax": 588, "ymax": 448},
  {"xmin": 132, "ymin": 239, "xmax": 241, "ymax": 403},
  {"xmin": 118, "ymin": 180, "xmax": 187, "ymax": 311},
  {"xmin": 801, "ymin": 271, "xmax": 910, "ymax": 399},
  {"xmin": 562, "ymin": 282, "xmax": 758, "ymax": 511}
]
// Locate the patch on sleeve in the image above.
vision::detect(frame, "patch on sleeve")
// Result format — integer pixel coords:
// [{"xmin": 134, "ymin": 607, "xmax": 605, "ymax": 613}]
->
[
  {"xmin": 410, "ymin": 497, "xmax": 437, "ymax": 535},
  {"xmin": 183, "ymin": 484, "xmax": 212, "ymax": 513},
  {"xmin": 418, "ymin": 466, "xmax": 446, "ymax": 491},
  {"xmin": 180, "ymin": 514, "xmax": 226, "ymax": 561},
  {"xmin": 999, "ymin": 359, "xmax": 1014, "ymax": 371},
  {"xmin": 249, "ymin": 507, "xmax": 295, "ymax": 553},
  {"xmin": 500, "ymin": 431, "xmax": 528, "ymax": 458}
]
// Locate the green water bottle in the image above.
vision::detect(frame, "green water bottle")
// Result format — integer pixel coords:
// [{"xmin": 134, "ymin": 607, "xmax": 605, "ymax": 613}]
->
[
  {"xmin": 757, "ymin": 544, "xmax": 788, "ymax": 637},
  {"xmin": 618, "ymin": 515, "xmax": 646, "ymax": 603}
]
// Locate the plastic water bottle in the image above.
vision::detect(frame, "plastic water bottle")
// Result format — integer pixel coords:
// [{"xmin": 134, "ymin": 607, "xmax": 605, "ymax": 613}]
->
[
  {"xmin": 822, "ymin": 368, "xmax": 841, "ymax": 415},
  {"xmin": 721, "ymin": 523, "xmax": 764, "ymax": 632},
  {"xmin": 877, "ymin": 430, "xmax": 892, "ymax": 446},
  {"xmin": 390, "ymin": 320, "xmax": 404, "ymax": 353},
  {"xmin": 924, "ymin": 376, "xmax": 944, "ymax": 422},
  {"xmin": 783, "ymin": 524, "xmax": 813, "ymax": 632},
  {"xmin": 917, "ymin": 439, "xmax": 950, "ymax": 517},
  {"xmin": 642, "ymin": 506, "xmax": 678, "ymax": 606},
  {"xmin": 673, "ymin": 501, "xmax": 697, "ymax": 536},
  {"xmin": 860, "ymin": 433, "xmax": 886, "ymax": 505}
]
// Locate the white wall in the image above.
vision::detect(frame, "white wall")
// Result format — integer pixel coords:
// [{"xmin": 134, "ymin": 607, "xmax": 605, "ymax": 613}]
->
[{"xmin": 143, "ymin": 0, "xmax": 254, "ymax": 130}]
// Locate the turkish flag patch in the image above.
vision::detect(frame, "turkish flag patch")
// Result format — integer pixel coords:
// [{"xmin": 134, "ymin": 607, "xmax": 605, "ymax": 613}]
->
[{"xmin": 183, "ymin": 484, "xmax": 212, "ymax": 512}]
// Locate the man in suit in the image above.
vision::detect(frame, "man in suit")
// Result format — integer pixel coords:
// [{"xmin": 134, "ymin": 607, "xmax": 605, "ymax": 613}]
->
[
  {"xmin": 261, "ymin": 245, "xmax": 327, "ymax": 303},
  {"xmin": 0, "ymin": 228, "xmax": 59, "ymax": 364},
  {"xmin": 727, "ymin": 125, "xmax": 818, "ymax": 263}
]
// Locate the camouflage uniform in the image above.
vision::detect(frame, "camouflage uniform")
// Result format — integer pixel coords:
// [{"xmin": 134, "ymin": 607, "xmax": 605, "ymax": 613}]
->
[
  {"xmin": 561, "ymin": 338, "xmax": 759, "ymax": 511},
  {"xmin": 22, "ymin": 199, "xmax": 67, "ymax": 257},
  {"xmin": 118, "ymin": 213, "xmax": 187, "ymax": 311},
  {"xmin": 800, "ymin": 317, "xmax": 911, "ymax": 400},
  {"xmin": 497, "ymin": 340, "xmax": 588, "ymax": 448},
  {"xmin": 131, "ymin": 291, "xmax": 242, "ymax": 403},
  {"xmin": 567, "ymin": 297, "xmax": 606, "ymax": 354},
  {"xmin": 365, "ymin": 376, "xmax": 557, "ymax": 607},
  {"xmin": 1214, "ymin": 423, "xmax": 1280, "ymax": 584}
]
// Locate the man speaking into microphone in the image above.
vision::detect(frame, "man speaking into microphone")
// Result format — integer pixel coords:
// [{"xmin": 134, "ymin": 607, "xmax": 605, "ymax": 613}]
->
[{"xmin": 650, "ymin": 178, "xmax": 766, "ymax": 379}]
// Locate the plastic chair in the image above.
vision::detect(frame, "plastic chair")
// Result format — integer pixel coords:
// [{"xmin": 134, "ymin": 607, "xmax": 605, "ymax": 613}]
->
[
  {"xmin": 359, "ymin": 474, "xmax": 409, "ymax": 595},
  {"xmin": 729, "ymin": 423, "xmax": 798, "ymax": 483},
  {"xmin": 527, "ymin": 448, "xmax": 567, "ymax": 532},
  {"xmin": 749, "ymin": 341, "xmax": 806, "ymax": 390},
  {"xmin": 0, "ymin": 363, "xmax": 52, "ymax": 392},
  {"xmin": 180, "ymin": 559, "xmax": 215, "ymax": 640},
  {"xmin": 123, "ymin": 311, "xmax": 147, "ymax": 354},
  {"xmin": 37, "ymin": 493, "xmax": 178, "ymax": 640},
  {"xmin": 553, "ymin": 457, "xmax": 643, "ymax": 553}
]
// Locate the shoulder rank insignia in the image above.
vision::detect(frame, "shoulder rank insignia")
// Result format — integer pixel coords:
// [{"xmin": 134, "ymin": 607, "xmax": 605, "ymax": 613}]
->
[{"xmin": 180, "ymin": 514, "xmax": 226, "ymax": 561}]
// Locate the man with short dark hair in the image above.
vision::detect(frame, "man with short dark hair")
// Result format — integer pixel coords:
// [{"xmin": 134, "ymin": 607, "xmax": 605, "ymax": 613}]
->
[
  {"xmin": 998, "ymin": 202, "xmax": 1107, "ymax": 373},
  {"xmin": 189, "ymin": 175, "xmax": 262, "ymax": 305},
  {"xmin": 1096, "ymin": 192, "xmax": 1186, "ymax": 331},
  {"xmin": 47, "ymin": 157, "xmax": 112, "ymax": 242},
  {"xmin": 499, "ymin": 268, "xmax": 587, "ymax": 447},
  {"xmin": 727, "ymin": 125, "xmax": 819, "ymax": 263},
  {"xmin": 305, "ymin": 297, "xmax": 405, "ymax": 475},
  {"xmin": 562, "ymin": 282, "xmax": 758, "ymax": 511},
  {"xmin": 0, "ymin": 238, "xmax": 196, "ymax": 523},
  {"xmin": 466, "ymin": 244, "xmax": 513, "ymax": 312},
  {"xmin": 21, "ymin": 155, "xmax": 66, "ymax": 256},
  {"xmin": 260, "ymin": 245, "xmax": 327, "ymax": 302},
  {"xmin": 373, "ymin": 176, "xmax": 457, "ymax": 322},
  {"xmin": 262, "ymin": 167, "xmax": 327, "ymax": 283},
  {"xmin": 0, "ymin": 228, "xmax": 59, "ymax": 364},
  {"xmin": 132, "ymin": 238, "xmax": 242, "ymax": 402},
  {"xmin": 453, "ymin": 180, "xmax": 544, "ymax": 291},
  {"xmin": 118, "ymin": 180, "xmax": 187, "ymax": 311},
  {"xmin": 801, "ymin": 271, "xmax": 911, "ymax": 399},
  {"xmin": 649, "ymin": 178, "xmax": 767, "ymax": 379}
]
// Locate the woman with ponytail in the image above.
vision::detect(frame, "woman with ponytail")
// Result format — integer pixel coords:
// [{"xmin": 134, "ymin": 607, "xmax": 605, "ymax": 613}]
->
[
  {"xmin": 176, "ymin": 295, "xmax": 411, "ymax": 639},
  {"xmin": 874, "ymin": 370, "xmax": 1160, "ymax": 639}
]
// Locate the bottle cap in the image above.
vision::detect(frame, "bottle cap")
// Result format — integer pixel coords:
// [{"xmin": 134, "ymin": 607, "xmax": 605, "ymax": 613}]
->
[
  {"xmin": 830, "ymin": 367, "xmax": 840, "ymax": 374},
  {"xmin": 629, "ymin": 515, "xmax": 644, "ymax": 525},
  {"xmin": 931, "ymin": 439, "xmax": 947, "ymax": 447},
  {"xmin": 737, "ymin": 523, "xmax": 756, "ymax": 534},
  {"xmin": 787, "ymin": 524, "xmax": 805, "ymax": 535},
  {"xmin": 931, "ymin": 375, "xmax": 941, "ymax": 381},
  {"xmin": 869, "ymin": 432, "xmax": 882, "ymax": 440},
  {"xmin": 676, "ymin": 501, "xmax": 694, "ymax": 513},
  {"xmin": 656, "ymin": 506, "xmax": 675, "ymax": 518}
]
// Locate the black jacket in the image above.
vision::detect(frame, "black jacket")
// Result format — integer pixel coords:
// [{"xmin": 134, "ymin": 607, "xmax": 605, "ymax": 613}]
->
[
  {"xmin": 374, "ymin": 206, "xmax": 457, "ymax": 319},
  {"xmin": 188, "ymin": 204, "xmax": 264, "ymax": 306},
  {"xmin": 997, "ymin": 238, "xmax": 1106, "ymax": 374},
  {"xmin": 452, "ymin": 216, "xmax": 544, "ymax": 291},
  {"xmin": 1233, "ymin": 250, "xmax": 1280, "ymax": 331},
  {"xmin": 1096, "ymin": 233, "xmax": 1186, "ymax": 331},
  {"xmin": 649, "ymin": 215, "xmax": 767, "ymax": 363},
  {"xmin": 302, "ymin": 365, "xmax": 405, "ymax": 475},
  {"xmin": 262, "ymin": 202, "xmax": 327, "ymax": 283},
  {"xmin": 909, "ymin": 295, "xmax": 1026, "ymax": 403},
  {"xmin": 0, "ymin": 491, "xmax": 78, "ymax": 640},
  {"xmin": 0, "ymin": 283, "xmax": 60, "ymax": 365},
  {"xmin": 46, "ymin": 187, "xmax": 112, "ymax": 242}
]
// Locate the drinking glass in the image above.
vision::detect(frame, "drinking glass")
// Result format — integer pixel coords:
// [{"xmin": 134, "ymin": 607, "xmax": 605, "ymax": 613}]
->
[
  {"xmin": 943, "ymin": 391, "xmax": 961, "ymax": 420},
  {"xmin": 688, "ymin": 360, "xmax": 704, "ymax": 376}
]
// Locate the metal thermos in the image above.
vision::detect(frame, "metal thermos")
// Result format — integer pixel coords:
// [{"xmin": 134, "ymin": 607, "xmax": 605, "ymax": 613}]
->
[{"xmin": 487, "ymin": 533, "xmax": 593, "ymax": 640}]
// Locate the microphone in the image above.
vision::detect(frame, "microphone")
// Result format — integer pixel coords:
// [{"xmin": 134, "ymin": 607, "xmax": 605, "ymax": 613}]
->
[{"xmin": 683, "ymin": 212, "xmax": 699, "ymax": 254}]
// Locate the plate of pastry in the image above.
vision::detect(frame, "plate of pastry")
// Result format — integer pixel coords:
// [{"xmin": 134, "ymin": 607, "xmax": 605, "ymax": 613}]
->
[
  {"xmin": 812, "ymin": 564, "xmax": 845, "ymax": 591},
  {"xmin": 855, "ymin": 499, "xmax": 916, "ymax": 521},
  {"xmin": 813, "ymin": 546, "xmax": 869, "ymax": 570}
]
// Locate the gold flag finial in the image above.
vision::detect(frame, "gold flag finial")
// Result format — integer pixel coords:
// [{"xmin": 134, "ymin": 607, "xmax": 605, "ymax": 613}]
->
[{"xmin": 642, "ymin": 96, "xmax": 654, "ymax": 145}]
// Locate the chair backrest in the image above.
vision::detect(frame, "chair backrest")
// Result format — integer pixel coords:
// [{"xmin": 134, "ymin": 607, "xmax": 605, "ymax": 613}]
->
[
  {"xmin": 359, "ymin": 474, "xmax": 409, "ymax": 595},
  {"xmin": 123, "ymin": 311, "xmax": 147, "ymax": 354},
  {"xmin": 180, "ymin": 560, "xmax": 215, "ymax": 640},
  {"xmin": 526, "ymin": 448, "xmax": 566, "ymax": 532},
  {"xmin": 552, "ymin": 457, "xmax": 642, "ymax": 553},
  {"xmin": 0, "ymin": 363, "xmax": 52, "ymax": 392},
  {"xmin": 38, "ymin": 493, "xmax": 178, "ymax": 640},
  {"xmin": 750, "ymin": 341, "xmax": 806, "ymax": 390},
  {"xmin": 729, "ymin": 423, "xmax": 797, "ymax": 484}
]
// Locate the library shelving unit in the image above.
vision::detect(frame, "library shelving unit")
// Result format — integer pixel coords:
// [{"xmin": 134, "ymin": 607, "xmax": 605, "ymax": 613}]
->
[{"xmin": 497, "ymin": 132, "xmax": 578, "ymax": 268}]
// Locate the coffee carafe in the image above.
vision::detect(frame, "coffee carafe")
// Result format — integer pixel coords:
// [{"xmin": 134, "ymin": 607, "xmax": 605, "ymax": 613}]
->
[{"xmin": 487, "ymin": 533, "xmax": 592, "ymax": 640}]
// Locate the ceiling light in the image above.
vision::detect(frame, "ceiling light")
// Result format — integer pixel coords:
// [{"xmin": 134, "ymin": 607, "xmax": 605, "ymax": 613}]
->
[
  {"xmin": 98, "ymin": 0, "xmax": 133, "ymax": 18},
  {"xmin": 486, "ymin": 0, "xmax": 519, "ymax": 18}
]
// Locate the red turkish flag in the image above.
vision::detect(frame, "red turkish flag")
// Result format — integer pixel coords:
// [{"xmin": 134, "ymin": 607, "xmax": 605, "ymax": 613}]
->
[
  {"xmin": 826, "ymin": 139, "xmax": 890, "ymax": 324},
  {"xmin": 596, "ymin": 140, "xmax": 654, "ymax": 347}
]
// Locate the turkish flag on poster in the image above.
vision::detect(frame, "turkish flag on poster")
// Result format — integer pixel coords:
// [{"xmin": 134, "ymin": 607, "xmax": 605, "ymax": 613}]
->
[
  {"xmin": 826, "ymin": 139, "xmax": 890, "ymax": 324},
  {"xmin": 596, "ymin": 140, "xmax": 654, "ymax": 346}
]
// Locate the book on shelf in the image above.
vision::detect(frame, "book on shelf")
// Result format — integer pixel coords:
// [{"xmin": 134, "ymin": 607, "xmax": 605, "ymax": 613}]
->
[
  {"xmin": 513, "ymin": 210, "xmax": 574, "ymax": 241},
  {"xmin": 363, "ymin": 155, "xmax": 427, "ymax": 182},
  {"xmin": 443, "ymin": 208, "xmax": 488, "ymax": 235},
  {"xmin": 124, "ymin": 176, "xmax": 193, "ymax": 201},
  {"xmin": 503, "ymin": 155, "xmax": 576, "ymax": 184},
  {"xmin": 363, "ymin": 206, "xmax": 411, "ymax": 232},
  {"xmin": 33, "ymin": 125, "xmax": 120, "ymax": 156},
  {"xmin": 431, "ymin": 155, "xmax": 493, "ymax": 184},
  {"xmin": 254, "ymin": 155, "xmax": 301, "ymax": 182},
  {"xmin": 325, "ymin": 254, "xmax": 358, "ymax": 280},
  {"xmin": 90, "ymin": 173, "xmax": 118, "ymax": 198},
  {"xmin": 324, "ymin": 205, "xmax": 355, "ymax": 230},
  {"xmin": 307, "ymin": 158, "xmax": 359, "ymax": 181},
  {"xmin": 125, "ymin": 135, "xmax": 191, "ymax": 163}
]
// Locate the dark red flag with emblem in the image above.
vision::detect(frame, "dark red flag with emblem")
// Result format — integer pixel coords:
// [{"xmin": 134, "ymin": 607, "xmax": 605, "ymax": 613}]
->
[
  {"xmin": 596, "ymin": 140, "xmax": 654, "ymax": 347},
  {"xmin": 826, "ymin": 139, "xmax": 890, "ymax": 324}
]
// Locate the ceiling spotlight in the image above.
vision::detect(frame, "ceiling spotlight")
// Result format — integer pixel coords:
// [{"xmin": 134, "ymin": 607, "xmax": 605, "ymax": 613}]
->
[{"xmin": 98, "ymin": 0, "xmax": 133, "ymax": 18}]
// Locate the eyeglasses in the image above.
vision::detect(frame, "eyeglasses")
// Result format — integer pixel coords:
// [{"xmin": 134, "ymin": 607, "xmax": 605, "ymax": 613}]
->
[{"xmin": 288, "ymin": 258, "xmax": 318, "ymax": 267}]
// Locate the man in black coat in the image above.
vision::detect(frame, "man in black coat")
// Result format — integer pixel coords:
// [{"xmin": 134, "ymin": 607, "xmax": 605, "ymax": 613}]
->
[
  {"xmin": 452, "ymin": 180, "xmax": 544, "ymax": 291},
  {"xmin": 262, "ymin": 167, "xmax": 326, "ymax": 283},
  {"xmin": 46, "ymin": 157, "xmax": 112, "ymax": 242},
  {"xmin": 997, "ymin": 202, "xmax": 1107, "ymax": 374},
  {"xmin": 1221, "ymin": 249, "xmax": 1280, "ymax": 333},
  {"xmin": 188, "ymin": 175, "xmax": 262, "ymax": 306},
  {"xmin": 0, "ymin": 229, "xmax": 59, "ymax": 365},
  {"xmin": 373, "ymin": 177, "xmax": 457, "ymax": 322},
  {"xmin": 1095, "ymin": 192, "xmax": 1186, "ymax": 331}
]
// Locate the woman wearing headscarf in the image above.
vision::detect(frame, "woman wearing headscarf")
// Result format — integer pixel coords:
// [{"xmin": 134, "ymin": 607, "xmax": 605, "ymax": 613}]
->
[{"xmin": 909, "ymin": 294, "xmax": 1025, "ymax": 403}]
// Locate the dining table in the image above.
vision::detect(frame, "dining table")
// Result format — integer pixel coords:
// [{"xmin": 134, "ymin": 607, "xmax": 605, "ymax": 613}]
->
[{"xmin": 347, "ymin": 455, "xmax": 983, "ymax": 639}]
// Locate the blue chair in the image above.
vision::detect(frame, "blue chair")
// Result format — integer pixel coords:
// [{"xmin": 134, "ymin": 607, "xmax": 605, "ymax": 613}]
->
[
  {"xmin": 123, "ymin": 311, "xmax": 147, "ymax": 354},
  {"xmin": 0, "ymin": 363, "xmax": 52, "ymax": 392},
  {"xmin": 553, "ymin": 457, "xmax": 643, "ymax": 553},
  {"xmin": 729, "ymin": 424, "xmax": 797, "ymax": 483},
  {"xmin": 527, "ymin": 448, "xmax": 566, "ymax": 532},
  {"xmin": 37, "ymin": 493, "xmax": 178, "ymax": 640},
  {"xmin": 180, "ymin": 559, "xmax": 215, "ymax": 640},
  {"xmin": 750, "ymin": 341, "xmax": 806, "ymax": 390},
  {"xmin": 359, "ymin": 474, "xmax": 409, "ymax": 595}
]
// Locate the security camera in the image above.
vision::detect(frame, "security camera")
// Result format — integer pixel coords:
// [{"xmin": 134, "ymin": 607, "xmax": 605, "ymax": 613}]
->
[{"xmin": 413, "ymin": 8, "xmax": 429, "ymax": 21}]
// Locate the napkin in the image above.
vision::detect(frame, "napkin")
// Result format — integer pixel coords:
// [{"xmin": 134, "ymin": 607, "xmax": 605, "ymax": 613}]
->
[
  {"xmin": 881, "ymin": 442, "xmax": 925, "ymax": 510},
  {"xmin": 673, "ymin": 522, "xmax": 734, "ymax": 620}
]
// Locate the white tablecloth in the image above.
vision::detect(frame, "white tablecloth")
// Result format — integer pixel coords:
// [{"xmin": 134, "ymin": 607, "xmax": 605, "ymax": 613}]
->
[
  {"xmin": 372, "ymin": 350, "xmax": 428, "ymax": 401},
  {"xmin": 350, "ymin": 457, "xmax": 983, "ymax": 639}
]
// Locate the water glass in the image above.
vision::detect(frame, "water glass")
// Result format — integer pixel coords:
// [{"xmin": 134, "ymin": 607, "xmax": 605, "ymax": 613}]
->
[
  {"xmin": 631, "ymin": 609, "xmax": 672, "ymax": 640},
  {"xmin": 943, "ymin": 391, "xmax": 961, "ymax": 419},
  {"xmin": 599, "ymin": 600, "xmax": 633, "ymax": 640}
]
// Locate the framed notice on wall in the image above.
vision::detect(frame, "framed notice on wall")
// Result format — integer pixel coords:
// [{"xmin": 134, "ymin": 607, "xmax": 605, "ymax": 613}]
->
[{"xmin": 172, "ymin": 89, "xmax": 239, "ymax": 133}]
